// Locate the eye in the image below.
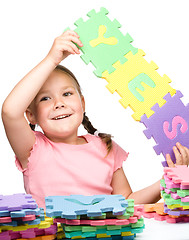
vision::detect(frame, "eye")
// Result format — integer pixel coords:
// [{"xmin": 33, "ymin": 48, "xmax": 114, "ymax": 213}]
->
[
  {"xmin": 40, "ymin": 96, "xmax": 50, "ymax": 101},
  {"xmin": 63, "ymin": 92, "xmax": 72, "ymax": 97}
]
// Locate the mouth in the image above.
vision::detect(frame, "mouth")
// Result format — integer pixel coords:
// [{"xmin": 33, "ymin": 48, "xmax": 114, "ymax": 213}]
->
[{"xmin": 52, "ymin": 114, "xmax": 71, "ymax": 120}]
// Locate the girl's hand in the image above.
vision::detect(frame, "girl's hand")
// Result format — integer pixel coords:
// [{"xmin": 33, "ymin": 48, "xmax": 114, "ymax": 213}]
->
[
  {"xmin": 166, "ymin": 142, "xmax": 189, "ymax": 167},
  {"xmin": 46, "ymin": 30, "xmax": 83, "ymax": 66}
]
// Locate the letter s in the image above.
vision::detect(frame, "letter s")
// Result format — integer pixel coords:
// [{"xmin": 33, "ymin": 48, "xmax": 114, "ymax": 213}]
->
[{"xmin": 163, "ymin": 116, "xmax": 188, "ymax": 140}]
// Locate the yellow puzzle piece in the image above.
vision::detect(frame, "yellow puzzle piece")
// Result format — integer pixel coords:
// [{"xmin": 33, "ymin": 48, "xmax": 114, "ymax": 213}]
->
[
  {"xmin": 0, "ymin": 216, "xmax": 53, "ymax": 232},
  {"xmin": 102, "ymin": 49, "xmax": 176, "ymax": 121}
]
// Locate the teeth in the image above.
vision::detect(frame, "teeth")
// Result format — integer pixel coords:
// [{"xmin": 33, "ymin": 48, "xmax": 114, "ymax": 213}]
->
[{"xmin": 54, "ymin": 115, "xmax": 70, "ymax": 120}]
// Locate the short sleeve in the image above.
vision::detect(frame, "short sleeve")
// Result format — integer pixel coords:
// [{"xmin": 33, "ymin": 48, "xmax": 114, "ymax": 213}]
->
[{"xmin": 113, "ymin": 141, "xmax": 129, "ymax": 172}]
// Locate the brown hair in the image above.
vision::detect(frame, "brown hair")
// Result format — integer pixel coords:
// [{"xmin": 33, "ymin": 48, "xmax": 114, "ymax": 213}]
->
[{"xmin": 30, "ymin": 65, "xmax": 113, "ymax": 155}]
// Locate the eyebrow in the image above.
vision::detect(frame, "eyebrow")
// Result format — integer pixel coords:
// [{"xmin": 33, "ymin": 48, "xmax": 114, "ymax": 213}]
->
[{"xmin": 37, "ymin": 86, "xmax": 76, "ymax": 96}]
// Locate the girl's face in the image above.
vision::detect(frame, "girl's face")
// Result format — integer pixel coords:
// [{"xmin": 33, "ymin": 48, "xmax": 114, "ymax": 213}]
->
[{"xmin": 28, "ymin": 70, "xmax": 85, "ymax": 143}]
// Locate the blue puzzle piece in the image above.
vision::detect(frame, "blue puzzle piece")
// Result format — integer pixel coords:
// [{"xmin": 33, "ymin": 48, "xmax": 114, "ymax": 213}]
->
[
  {"xmin": 0, "ymin": 208, "xmax": 41, "ymax": 217},
  {"xmin": 0, "ymin": 220, "xmax": 17, "ymax": 226},
  {"xmin": 45, "ymin": 195, "xmax": 128, "ymax": 219}
]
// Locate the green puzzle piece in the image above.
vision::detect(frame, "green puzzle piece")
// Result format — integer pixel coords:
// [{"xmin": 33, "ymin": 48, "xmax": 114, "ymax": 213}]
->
[
  {"xmin": 72, "ymin": 7, "xmax": 138, "ymax": 77},
  {"xmin": 177, "ymin": 189, "xmax": 189, "ymax": 198},
  {"xmin": 63, "ymin": 218, "xmax": 144, "ymax": 232},
  {"xmin": 161, "ymin": 191, "xmax": 189, "ymax": 207},
  {"xmin": 62, "ymin": 218, "xmax": 144, "ymax": 238}
]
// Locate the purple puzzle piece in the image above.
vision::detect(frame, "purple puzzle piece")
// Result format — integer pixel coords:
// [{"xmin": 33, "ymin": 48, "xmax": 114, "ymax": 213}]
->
[
  {"xmin": 164, "ymin": 203, "xmax": 189, "ymax": 216},
  {"xmin": 141, "ymin": 91, "xmax": 189, "ymax": 167},
  {"xmin": 0, "ymin": 193, "xmax": 37, "ymax": 211}
]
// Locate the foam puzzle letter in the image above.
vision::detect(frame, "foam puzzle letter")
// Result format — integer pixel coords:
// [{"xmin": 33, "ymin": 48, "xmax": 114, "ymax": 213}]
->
[
  {"xmin": 90, "ymin": 25, "xmax": 118, "ymax": 47},
  {"xmin": 128, "ymin": 73, "xmax": 156, "ymax": 102},
  {"xmin": 163, "ymin": 116, "xmax": 188, "ymax": 140}
]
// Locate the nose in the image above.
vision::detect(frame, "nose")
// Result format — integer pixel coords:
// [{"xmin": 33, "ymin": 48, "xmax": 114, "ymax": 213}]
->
[{"xmin": 54, "ymin": 98, "xmax": 65, "ymax": 110}]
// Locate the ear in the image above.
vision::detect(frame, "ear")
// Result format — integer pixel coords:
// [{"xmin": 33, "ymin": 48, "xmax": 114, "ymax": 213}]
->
[
  {"xmin": 25, "ymin": 108, "xmax": 37, "ymax": 125},
  {"xmin": 81, "ymin": 95, "xmax": 85, "ymax": 113}
]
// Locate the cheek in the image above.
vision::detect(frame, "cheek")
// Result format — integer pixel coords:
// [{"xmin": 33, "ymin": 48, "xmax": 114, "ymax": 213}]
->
[
  {"xmin": 36, "ymin": 105, "xmax": 50, "ymax": 120},
  {"xmin": 76, "ymin": 102, "xmax": 85, "ymax": 114}
]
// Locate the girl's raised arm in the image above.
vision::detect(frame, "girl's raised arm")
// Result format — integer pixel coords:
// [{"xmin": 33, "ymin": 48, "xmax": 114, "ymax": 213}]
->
[{"xmin": 1, "ymin": 30, "xmax": 82, "ymax": 169}]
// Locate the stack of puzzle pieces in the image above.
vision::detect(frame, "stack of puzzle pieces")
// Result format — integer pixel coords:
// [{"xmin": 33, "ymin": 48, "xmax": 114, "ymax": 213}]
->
[
  {"xmin": 140, "ymin": 165, "xmax": 189, "ymax": 223},
  {"xmin": 161, "ymin": 165, "xmax": 189, "ymax": 223},
  {"xmin": 0, "ymin": 193, "xmax": 57, "ymax": 240},
  {"xmin": 45, "ymin": 194, "xmax": 144, "ymax": 240},
  {"xmin": 68, "ymin": 7, "xmax": 189, "ymax": 166}
]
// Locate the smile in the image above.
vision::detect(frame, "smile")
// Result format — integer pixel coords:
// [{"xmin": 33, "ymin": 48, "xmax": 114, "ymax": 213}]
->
[{"xmin": 52, "ymin": 114, "xmax": 71, "ymax": 120}]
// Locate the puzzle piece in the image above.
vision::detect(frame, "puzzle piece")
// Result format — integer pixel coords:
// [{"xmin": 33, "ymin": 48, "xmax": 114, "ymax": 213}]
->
[
  {"xmin": 0, "ymin": 224, "xmax": 57, "ymax": 240},
  {"xmin": 56, "ymin": 233, "xmax": 136, "ymax": 240},
  {"xmin": 177, "ymin": 189, "xmax": 189, "ymax": 197},
  {"xmin": 54, "ymin": 217, "xmax": 138, "ymax": 226},
  {"xmin": 141, "ymin": 203, "xmax": 189, "ymax": 223},
  {"xmin": 0, "ymin": 208, "xmax": 41, "ymax": 218},
  {"xmin": 164, "ymin": 174, "xmax": 188, "ymax": 189},
  {"xmin": 0, "ymin": 193, "xmax": 37, "ymax": 211},
  {"xmin": 45, "ymin": 195, "xmax": 128, "ymax": 219},
  {"xmin": 161, "ymin": 191, "xmax": 189, "ymax": 208},
  {"xmin": 143, "ymin": 202, "xmax": 166, "ymax": 216},
  {"xmin": 62, "ymin": 219, "xmax": 144, "ymax": 238},
  {"xmin": 19, "ymin": 235, "xmax": 56, "ymax": 240},
  {"xmin": 102, "ymin": 49, "xmax": 176, "ymax": 121},
  {"xmin": 0, "ymin": 216, "xmax": 53, "ymax": 232},
  {"xmin": 164, "ymin": 204, "xmax": 189, "ymax": 216},
  {"xmin": 71, "ymin": 7, "xmax": 138, "ymax": 77},
  {"xmin": 170, "ymin": 192, "xmax": 189, "ymax": 202},
  {"xmin": 160, "ymin": 179, "xmax": 179, "ymax": 193},
  {"xmin": 141, "ymin": 91, "xmax": 189, "ymax": 166},
  {"xmin": 62, "ymin": 217, "xmax": 143, "ymax": 232},
  {"xmin": 164, "ymin": 165, "xmax": 189, "ymax": 186},
  {"xmin": 54, "ymin": 199, "xmax": 138, "ymax": 226}
]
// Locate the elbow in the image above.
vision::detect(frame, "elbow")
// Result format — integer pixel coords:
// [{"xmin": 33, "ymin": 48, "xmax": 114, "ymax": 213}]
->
[
  {"xmin": 1, "ymin": 100, "xmax": 17, "ymax": 122},
  {"xmin": 1, "ymin": 101, "xmax": 11, "ymax": 120},
  {"xmin": 122, "ymin": 191, "xmax": 133, "ymax": 200}
]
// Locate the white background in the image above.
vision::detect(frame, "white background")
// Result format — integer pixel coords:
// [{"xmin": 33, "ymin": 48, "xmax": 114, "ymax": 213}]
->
[{"xmin": 0, "ymin": 0, "xmax": 189, "ymax": 196}]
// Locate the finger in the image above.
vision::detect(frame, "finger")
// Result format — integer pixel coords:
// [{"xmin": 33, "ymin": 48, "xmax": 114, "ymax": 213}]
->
[
  {"xmin": 166, "ymin": 154, "xmax": 175, "ymax": 168},
  {"xmin": 58, "ymin": 42, "xmax": 76, "ymax": 55},
  {"xmin": 63, "ymin": 35, "xmax": 83, "ymax": 48},
  {"xmin": 173, "ymin": 145, "xmax": 182, "ymax": 165},
  {"xmin": 64, "ymin": 41, "xmax": 81, "ymax": 54},
  {"xmin": 175, "ymin": 142, "xmax": 188, "ymax": 165},
  {"xmin": 183, "ymin": 146, "xmax": 189, "ymax": 165},
  {"xmin": 62, "ymin": 30, "xmax": 80, "ymax": 39}
]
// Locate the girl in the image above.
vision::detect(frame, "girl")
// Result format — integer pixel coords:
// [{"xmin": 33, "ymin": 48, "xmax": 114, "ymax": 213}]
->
[{"xmin": 2, "ymin": 30, "xmax": 189, "ymax": 209}]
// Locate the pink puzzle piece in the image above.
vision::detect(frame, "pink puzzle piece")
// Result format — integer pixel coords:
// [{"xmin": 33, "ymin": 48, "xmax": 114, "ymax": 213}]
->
[
  {"xmin": 164, "ymin": 175, "xmax": 181, "ymax": 189},
  {"xmin": 0, "ymin": 214, "xmax": 36, "ymax": 223},
  {"xmin": 164, "ymin": 165, "xmax": 189, "ymax": 186},
  {"xmin": 171, "ymin": 192, "xmax": 189, "ymax": 202},
  {"xmin": 0, "ymin": 224, "xmax": 57, "ymax": 240},
  {"xmin": 54, "ymin": 216, "xmax": 137, "ymax": 226}
]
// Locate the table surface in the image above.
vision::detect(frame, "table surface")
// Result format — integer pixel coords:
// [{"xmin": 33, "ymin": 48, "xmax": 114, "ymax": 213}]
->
[{"xmin": 136, "ymin": 218, "xmax": 189, "ymax": 240}]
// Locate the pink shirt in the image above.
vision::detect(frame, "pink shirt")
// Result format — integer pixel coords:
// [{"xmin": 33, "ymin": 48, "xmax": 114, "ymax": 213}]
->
[{"xmin": 16, "ymin": 131, "xmax": 128, "ymax": 209}]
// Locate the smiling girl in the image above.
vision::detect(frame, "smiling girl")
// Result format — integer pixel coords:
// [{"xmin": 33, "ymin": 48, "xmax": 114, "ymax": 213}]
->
[{"xmin": 2, "ymin": 30, "xmax": 189, "ymax": 208}]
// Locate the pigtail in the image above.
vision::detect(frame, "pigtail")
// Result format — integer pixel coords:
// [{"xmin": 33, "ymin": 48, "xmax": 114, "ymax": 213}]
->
[{"xmin": 82, "ymin": 113, "xmax": 113, "ymax": 155}]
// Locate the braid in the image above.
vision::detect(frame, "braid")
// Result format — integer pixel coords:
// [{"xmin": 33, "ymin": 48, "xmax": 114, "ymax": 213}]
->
[
  {"xmin": 82, "ymin": 113, "xmax": 97, "ymax": 134},
  {"xmin": 82, "ymin": 113, "xmax": 113, "ymax": 155}
]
